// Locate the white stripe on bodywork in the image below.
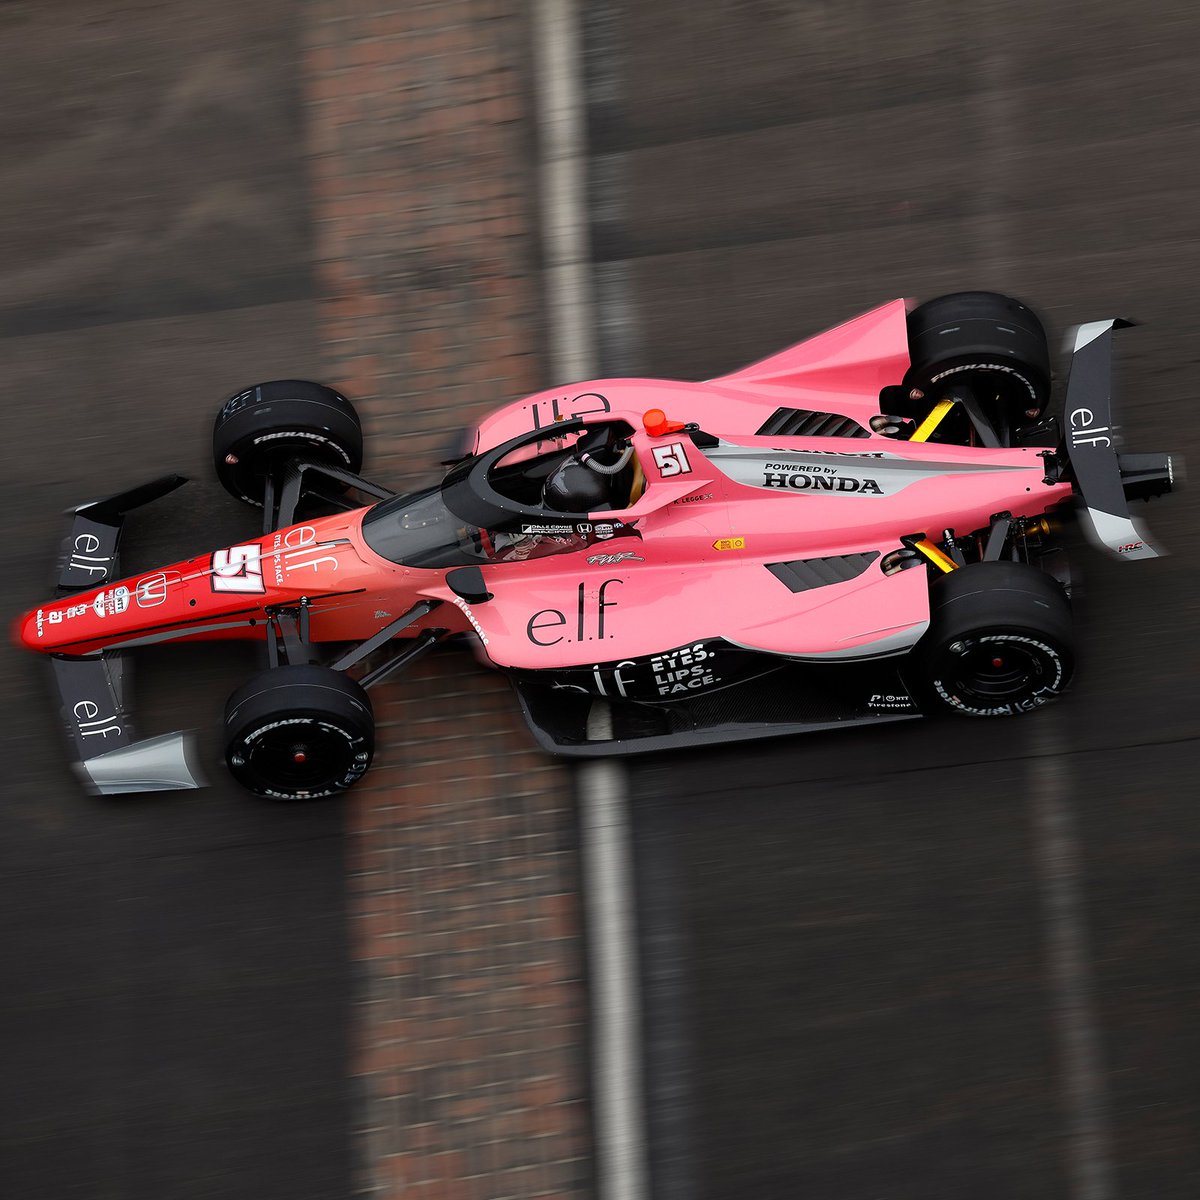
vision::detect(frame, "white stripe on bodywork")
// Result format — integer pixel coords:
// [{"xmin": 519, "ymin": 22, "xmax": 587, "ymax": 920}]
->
[
  {"xmin": 1081, "ymin": 507, "xmax": 1161, "ymax": 560},
  {"xmin": 97, "ymin": 619, "xmax": 257, "ymax": 650},
  {"xmin": 726, "ymin": 619, "xmax": 928, "ymax": 661},
  {"xmin": 706, "ymin": 445, "xmax": 1028, "ymax": 498}
]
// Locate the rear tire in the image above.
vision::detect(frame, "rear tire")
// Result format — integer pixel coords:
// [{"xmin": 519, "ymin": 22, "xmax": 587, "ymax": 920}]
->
[
  {"xmin": 214, "ymin": 380, "xmax": 363, "ymax": 506},
  {"xmin": 904, "ymin": 291, "xmax": 1051, "ymax": 443},
  {"xmin": 913, "ymin": 561, "xmax": 1073, "ymax": 717},
  {"xmin": 224, "ymin": 664, "xmax": 374, "ymax": 799}
]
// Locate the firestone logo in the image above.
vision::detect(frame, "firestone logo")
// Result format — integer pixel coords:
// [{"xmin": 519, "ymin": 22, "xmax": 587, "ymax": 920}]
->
[{"xmin": 451, "ymin": 596, "xmax": 489, "ymax": 646}]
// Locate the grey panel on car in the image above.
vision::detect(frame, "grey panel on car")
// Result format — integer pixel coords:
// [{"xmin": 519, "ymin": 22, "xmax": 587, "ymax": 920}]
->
[
  {"xmin": 766, "ymin": 552, "xmax": 880, "ymax": 592},
  {"xmin": 756, "ymin": 407, "xmax": 870, "ymax": 438}
]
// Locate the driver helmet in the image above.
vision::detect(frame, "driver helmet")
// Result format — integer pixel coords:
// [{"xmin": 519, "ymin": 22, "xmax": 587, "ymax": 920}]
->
[{"xmin": 542, "ymin": 457, "xmax": 612, "ymax": 512}]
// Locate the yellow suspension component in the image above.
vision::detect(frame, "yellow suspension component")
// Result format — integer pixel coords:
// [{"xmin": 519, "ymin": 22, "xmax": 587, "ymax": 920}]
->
[
  {"xmin": 912, "ymin": 538, "xmax": 959, "ymax": 573},
  {"xmin": 910, "ymin": 399, "xmax": 955, "ymax": 443}
]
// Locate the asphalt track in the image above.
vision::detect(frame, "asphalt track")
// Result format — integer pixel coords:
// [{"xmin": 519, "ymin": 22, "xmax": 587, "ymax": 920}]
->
[
  {"xmin": 1, "ymin": 6, "xmax": 351, "ymax": 1197},
  {"xmin": 585, "ymin": 2, "xmax": 1200, "ymax": 1197},
  {"xmin": 3, "ymin": 4, "xmax": 1200, "ymax": 1200}
]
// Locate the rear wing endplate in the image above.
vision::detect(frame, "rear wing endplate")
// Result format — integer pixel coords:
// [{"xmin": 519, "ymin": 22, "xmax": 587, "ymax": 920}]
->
[{"xmin": 1063, "ymin": 320, "xmax": 1166, "ymax": 560}]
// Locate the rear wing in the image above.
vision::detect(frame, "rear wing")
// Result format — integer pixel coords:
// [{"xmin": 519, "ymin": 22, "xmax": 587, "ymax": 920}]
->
[{"xmin": 1062, "ymin": 320, "xmax": 1177, "ymax": 560}]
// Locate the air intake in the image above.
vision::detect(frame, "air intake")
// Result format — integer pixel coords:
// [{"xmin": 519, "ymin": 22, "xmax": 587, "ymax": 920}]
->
[{"xmin": 756, "ymin": 408, "xmax": 870, "ymax": 438}]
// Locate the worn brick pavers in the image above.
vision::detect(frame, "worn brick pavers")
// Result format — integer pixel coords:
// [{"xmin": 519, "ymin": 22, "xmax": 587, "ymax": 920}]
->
[{"xmin": 304, "ymin": 4, "xmax": 592, "ymax": 1196}]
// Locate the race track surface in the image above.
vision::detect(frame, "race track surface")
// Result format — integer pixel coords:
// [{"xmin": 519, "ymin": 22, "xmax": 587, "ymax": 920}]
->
[
  {"xmin": 3, "ymin": 3, "xmax": 1199, "ymax": 1199},
  {"xmin": 585, "ymin": 2, "xmax": 1200, "ymax": 1196}
]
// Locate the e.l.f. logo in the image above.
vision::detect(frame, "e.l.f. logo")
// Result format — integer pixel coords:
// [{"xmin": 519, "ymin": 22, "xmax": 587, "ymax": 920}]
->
[
  {"xmin": 527, "ymin": 578, "xmax": 622, "ymax": 645},
  {"xmin": 1069, "ymin": 406, "xmax": 1112, "ymax": 448}
]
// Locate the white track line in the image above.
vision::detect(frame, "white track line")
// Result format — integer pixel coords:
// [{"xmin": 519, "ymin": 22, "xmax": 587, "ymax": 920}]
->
[
  {"xmin": 1029, "ymin": 721, "xmax": 1116, "ymax": 1200},
  {"xmin": 531, "ymin": 4, "xmax": 648, "ymax": 1199},
  {"xmin": 532, "ymin": 0, "xmax": 596, "ymax": 384},
  {"xmin": 972, "ymin": 36, "xmax": 1117, "ymax": 1190}
]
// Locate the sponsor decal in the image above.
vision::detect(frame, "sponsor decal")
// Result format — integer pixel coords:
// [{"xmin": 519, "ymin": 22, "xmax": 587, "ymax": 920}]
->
[
  {"xmin": 451, "ymin": 595, "xmax": 489, "ymax": 646},
  {"xmin": 593, "ymin": 522, "xmax": 615, "ymax": 539},
  {"xmin": 762, "ymin": 470, "xmax": 884, "ymax": 494},
  {"xmin": 673, "ymin": 492, "xmax": 713, "ymax": 505},
  {"xmin": 211, "ymin": 543, "xmax": 265, "ymax": 594},
  {"xmin": 92, "ymin": 586, "xmax": 131, "ymax": 618},
  {"xmin": 713, "ymin": 537, "xmax": 746, "ymax": 552},
  {"xmin": 268, "ymin": 525, "xmax": 339, "ymax": 585},
  {"xmin": 527, "ymin": 390, "xmax": 611, "ymax": 431},
  {"xmin": 68, "ymin": 532, "xmax": 113, "ymax": 579},
  {"xmin": 521, "ymin": 522, "xmax": 577, "ymax": 536},
  {"xmin": 527, "ymin": 578, "xmax": 622, "ymax": 646},
  {"xmin": 868, "ymin": 693, "xmax": 915, "ymax": 711},
  {"xmin": 1068, "ymin": 406, "xmax": 1112, "ymax": 449},
  {"xmin": 73, "ymin": 698, "xmax": 123, "ymax": 742},
  {"xmin": 135, "ymin": 571, "xmax": 180, "ymax": 608},
  {"xmin": 539, "ymin": 639, "xmax": 753, "ymax": 701},
  {"xmin": 1118, "ymin": 541, "xmax": 1145, "ymax": 554},
  {"xmin": 553, "ymin": 661, "xmax": 639, "ymax": 698},
  {"xmin": 586, "ymin": 551, "xmax": 644, "ymax": 566},
  {"xmin": 650, "ymin": 642, "xmax": 720, "ymax": 697},
  {"xmin": 36, "ymin": 608, "xmax": 44, "ymax": 638}
]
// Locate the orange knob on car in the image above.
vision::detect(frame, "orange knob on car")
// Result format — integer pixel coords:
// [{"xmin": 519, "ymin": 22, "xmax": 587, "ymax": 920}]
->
[{"xmin": 643, "ymin": 408, "xmax": 685, "ymax": 437}]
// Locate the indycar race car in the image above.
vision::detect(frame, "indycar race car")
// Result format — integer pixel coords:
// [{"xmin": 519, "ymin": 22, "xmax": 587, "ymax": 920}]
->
[{"xmin": 15, "ymin": 292, "xmax": 1179, "ymax": 799}]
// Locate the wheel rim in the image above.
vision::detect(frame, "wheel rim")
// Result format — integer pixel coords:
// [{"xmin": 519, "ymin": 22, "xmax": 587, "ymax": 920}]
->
[
  {"xmin": 231, "ymin": 716, "xmax": 366, "ymax": 798},
  {"xmin": 935, "ymin": 633, "xmax": 1066, "ymax": 715}
]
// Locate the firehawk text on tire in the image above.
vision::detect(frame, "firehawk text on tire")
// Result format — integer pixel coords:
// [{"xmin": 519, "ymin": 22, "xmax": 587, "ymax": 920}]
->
[
  {"xmin": 213, "ymin": 380, "xmax": 364, "ymax": 505},
  {"xmin": 904, "ymin": 291, "xmax": 1051, "ymax": 443},
  {"xmin": 223, "ymin": 665, "xmax": 374, "ymax": 800},
  {"xmin": 914, "ymin": 561, "xmax": 1074, "ymax": 717}
]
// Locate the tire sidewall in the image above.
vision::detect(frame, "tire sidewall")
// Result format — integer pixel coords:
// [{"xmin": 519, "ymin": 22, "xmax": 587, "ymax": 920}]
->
[
  {"xmin": 913, "ymin": 562, "xmax": 1075, "ymax": 718},
  {"xmin": 224, "ymin": 666, "xmax": 375, "ymax": 800},
  {"xmin": 924, "ymin": 628, "xmax": 1073, "ymax": 717},
  {"xmin": 214, "ymin": 382, "xmax": 363, "ymax": 505}
]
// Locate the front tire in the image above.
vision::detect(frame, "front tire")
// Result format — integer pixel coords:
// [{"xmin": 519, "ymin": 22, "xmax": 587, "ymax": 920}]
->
[
  {"xmin": 213, "ymin": 380, "xmax": 363, "ymax": 506},
  {"xmin": 224, "ymin": 665, "xmax": 374, "ymax": 799},
  {"xmin": 913, "ymin": 561, "xmax": 1074, "ymax": 717}
]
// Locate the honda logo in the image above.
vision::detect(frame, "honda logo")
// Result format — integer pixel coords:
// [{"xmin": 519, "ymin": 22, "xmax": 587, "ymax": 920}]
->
[{"xmin": 135, "ymin": 571, "xmax": 177, "ymax": 608}]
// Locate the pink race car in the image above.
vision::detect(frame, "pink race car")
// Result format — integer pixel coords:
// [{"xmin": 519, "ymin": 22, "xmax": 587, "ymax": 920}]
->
[{"xmin": 15, "ymin": 292, "xmax": 1178, "ymax": 799}]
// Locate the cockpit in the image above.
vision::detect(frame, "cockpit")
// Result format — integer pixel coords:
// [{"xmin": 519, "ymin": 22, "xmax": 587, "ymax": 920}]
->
[{"xmin": 360, "ymin": 418, "xmax": 644, "ymax": 569}]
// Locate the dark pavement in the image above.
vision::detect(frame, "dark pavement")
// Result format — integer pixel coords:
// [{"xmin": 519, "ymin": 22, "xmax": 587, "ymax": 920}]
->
[
  {"xmin": 586, "ymin": 2, "xmax": 1200, "ymax": 1196},
  {"xmin": 1, "ymin": 5, "xmax": 350, "ymax": 1198}
]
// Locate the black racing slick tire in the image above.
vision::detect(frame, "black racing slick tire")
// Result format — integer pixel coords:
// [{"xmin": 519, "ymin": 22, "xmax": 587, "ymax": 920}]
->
[
  {"xmin": 224, "ymin": 665, "xmax": 374, "ymax": 800},
  {"xmin": 213, "ymin": 380, "xmax": 363, "ymax": 506},
  {"xmin": 913, "ymin": 561, "xmax": 1074, "ymax": 718},
  {"xmin": 904, "ymin": 292, "xmax": 1052, "ymax": 441}
]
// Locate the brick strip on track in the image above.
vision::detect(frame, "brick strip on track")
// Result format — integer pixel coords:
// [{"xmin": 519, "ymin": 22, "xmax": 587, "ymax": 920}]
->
[{"xmin": 303, "ymin": 6, "xmax": 591, "ymax": 1195}]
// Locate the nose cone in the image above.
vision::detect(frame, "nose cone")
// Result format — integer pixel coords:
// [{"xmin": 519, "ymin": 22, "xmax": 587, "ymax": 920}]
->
[{"xmin": 14, "ymin": 599, "xmax": 95, "ymax": 653}]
